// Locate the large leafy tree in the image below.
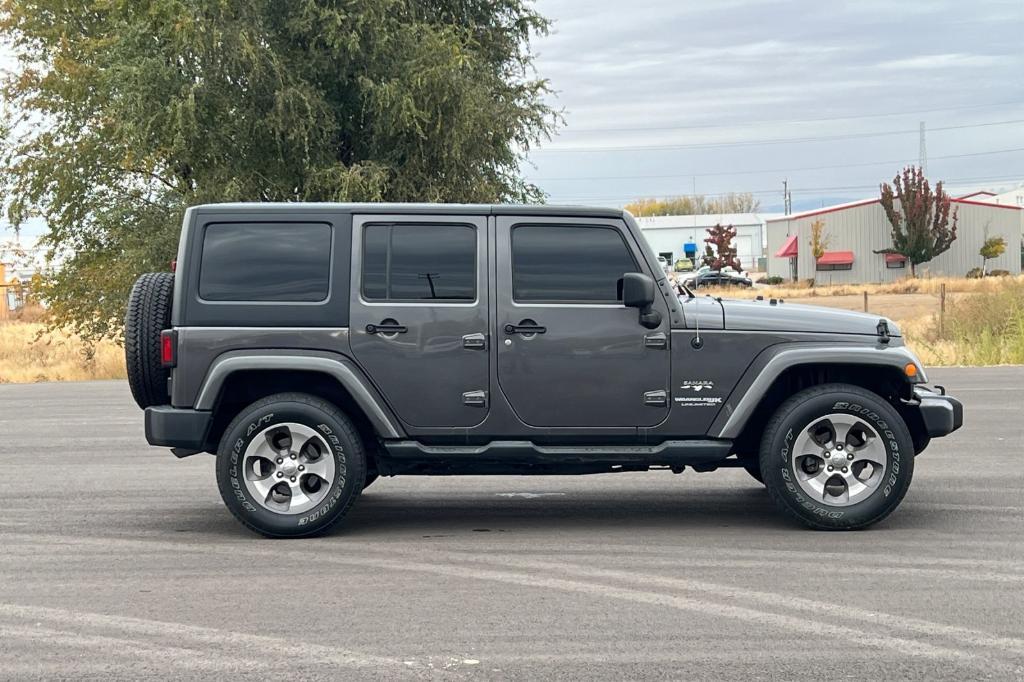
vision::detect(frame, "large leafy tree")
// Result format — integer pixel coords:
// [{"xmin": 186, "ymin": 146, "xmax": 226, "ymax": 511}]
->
[
  {"xmin": 0, "ymin": 0, "xmax": 558, "ymax": 339},
  {"xmin": 876, "ymin": 166, "xmax": 958, "ymax": 277}
]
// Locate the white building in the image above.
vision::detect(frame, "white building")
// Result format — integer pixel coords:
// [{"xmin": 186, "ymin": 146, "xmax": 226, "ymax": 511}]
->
[
  {"xmin": 634, "ymin": 212, "xmax": 779, "ymax": 272},
  {"xmin": 975, "ymin": 185, "xmax": 1024, "ymax": 208}
]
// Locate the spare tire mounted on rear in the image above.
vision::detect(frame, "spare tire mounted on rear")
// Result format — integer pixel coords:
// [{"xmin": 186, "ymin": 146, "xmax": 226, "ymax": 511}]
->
[{"xmin": 124, "ymin": 272, "xmax": 174, "ymax": 409}]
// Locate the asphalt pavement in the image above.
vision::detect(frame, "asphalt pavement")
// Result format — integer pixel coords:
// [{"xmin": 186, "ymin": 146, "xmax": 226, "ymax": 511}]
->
[{"xmin": 0, "ymin": 367, "xmax": 1022, "ymax": 680}]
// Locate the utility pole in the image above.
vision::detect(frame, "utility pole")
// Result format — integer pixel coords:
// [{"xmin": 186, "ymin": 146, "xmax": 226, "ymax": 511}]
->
[
  {"xmin": 919, "ymin": 121, "xmax": 927, "ymax": 175},
  {"xmin": 783, "ymin": 179, "xmax": 792, "ymax": 215}
]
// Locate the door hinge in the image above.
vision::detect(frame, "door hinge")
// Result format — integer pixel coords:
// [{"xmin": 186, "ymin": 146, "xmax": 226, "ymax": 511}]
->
[
  {"xmin": 463, "ymin": 390, "xmax": 488, "ymax": 407},
  {"xmin": 462, "ymin": 332, "xmax": 487, "ymax": 350},
  {"xmin": 643, "ymin": 390, "xmax": 668, "ymax": 407},
  {"xmin": 644, "ymin": 332, "xmax": 668, "ymax": 349}
]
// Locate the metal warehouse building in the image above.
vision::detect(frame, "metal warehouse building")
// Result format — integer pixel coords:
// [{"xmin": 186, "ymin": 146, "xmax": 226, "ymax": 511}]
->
[
  {"xmin": 766, "ymin": 198, "xmax": 1023, "ymax": 283},
  {"xmin": 636, "ymin": 213, "xmax": 778, "ymax": 272}
]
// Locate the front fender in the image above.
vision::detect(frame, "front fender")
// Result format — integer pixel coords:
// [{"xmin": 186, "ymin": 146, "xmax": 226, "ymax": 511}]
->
[{"xmin": 709, "ymin": 343, "xmax": 926, "ymax": 439}]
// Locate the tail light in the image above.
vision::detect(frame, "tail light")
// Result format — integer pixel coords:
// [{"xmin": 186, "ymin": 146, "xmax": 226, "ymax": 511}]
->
[{"xmin": 160, "ymin": 330, "xmax": 178, "ymax": 368}]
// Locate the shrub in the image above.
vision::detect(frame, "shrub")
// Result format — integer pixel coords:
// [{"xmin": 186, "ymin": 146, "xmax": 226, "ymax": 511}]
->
[
  {"xmin": 966, "ymin": 267, "xmax": 984, "ymax": 279},
  {"xmin": 990, "ymin": 269, "xmax": 1011, "ymax": 277},
  {"xmin": 758, "ymin": 276, "xmax": 785, "ymax": 285}
]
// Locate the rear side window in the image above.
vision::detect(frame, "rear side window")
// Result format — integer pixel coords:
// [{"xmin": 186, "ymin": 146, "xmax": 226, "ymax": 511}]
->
[
  {"xmin": 199, "ymin": 222, "xmax": 332, "ymax": 302},
  {"xmin": 362, "ymin": 224, "xmax": 476, "ymax": 301},
  {"xmin": 512, "ymin": 225, "xmax": 638, "ymax": 302}
]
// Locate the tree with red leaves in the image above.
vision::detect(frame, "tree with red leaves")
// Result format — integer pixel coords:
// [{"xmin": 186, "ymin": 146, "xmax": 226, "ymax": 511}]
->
[
  {"xmin": 702, "ymin": 223, "xmax": 742, "ymax": 271},
  {"xmin": 876, "ymin": 166, "xmax": 958, "ymax": 277}
]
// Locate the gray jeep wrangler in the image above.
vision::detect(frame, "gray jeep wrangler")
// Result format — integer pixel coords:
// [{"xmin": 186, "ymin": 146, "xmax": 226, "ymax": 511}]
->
[{"xmin": 126, "ymin": 203, "xmax": 962, "ymax": 537}]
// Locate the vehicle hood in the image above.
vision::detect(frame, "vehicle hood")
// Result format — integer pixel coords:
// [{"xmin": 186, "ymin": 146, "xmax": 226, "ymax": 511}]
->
[{"xmin": 718, "ymin": 298, "xmax": 901, "ymax": 337}]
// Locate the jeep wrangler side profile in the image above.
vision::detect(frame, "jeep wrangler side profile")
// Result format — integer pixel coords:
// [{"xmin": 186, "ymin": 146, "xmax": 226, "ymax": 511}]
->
[{"xmin": 127, "ymin": 203, "xmax": 963, "ymax": 537}]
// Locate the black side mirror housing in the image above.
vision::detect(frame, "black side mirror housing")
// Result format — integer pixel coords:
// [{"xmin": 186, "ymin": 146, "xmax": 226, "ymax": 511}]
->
[{"xmin": 622, "ymin": 272, "xmax": 663, "ymax": 329}]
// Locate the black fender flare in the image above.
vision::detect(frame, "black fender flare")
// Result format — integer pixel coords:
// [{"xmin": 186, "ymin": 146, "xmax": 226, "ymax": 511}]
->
[
  {"xmin": 194, "ymin": 350, "xmax": 404, "ymax": 439},
  {"xmin": 709, "ymin": 343, "xmax": 926, "ymax": 439}
]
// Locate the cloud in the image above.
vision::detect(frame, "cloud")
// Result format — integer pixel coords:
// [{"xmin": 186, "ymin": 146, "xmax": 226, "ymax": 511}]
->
[{"xmin": 526, "ymin": 0, "xmax": 1024, "ymax": 210}]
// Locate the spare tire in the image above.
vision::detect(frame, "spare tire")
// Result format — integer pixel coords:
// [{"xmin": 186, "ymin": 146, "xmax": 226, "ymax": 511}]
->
[{"xmin": 125, "ymin": 272, "xmax": 174, "ymax": 409}]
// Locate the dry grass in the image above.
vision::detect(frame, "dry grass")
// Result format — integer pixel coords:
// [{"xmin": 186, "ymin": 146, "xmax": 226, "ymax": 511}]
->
[
  {"xmin": 706, "ymin": 274, "xmax": 1024, "ymax": 300},
  {"xmin": 0, "ymin": 322, "xmax": 126, "ymax": 383}
]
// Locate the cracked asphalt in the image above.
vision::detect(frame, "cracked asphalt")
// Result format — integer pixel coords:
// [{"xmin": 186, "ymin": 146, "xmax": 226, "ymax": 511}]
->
[{"xmin": 0, "ymin": 367, "xmax": 1022, "ymax": 680}]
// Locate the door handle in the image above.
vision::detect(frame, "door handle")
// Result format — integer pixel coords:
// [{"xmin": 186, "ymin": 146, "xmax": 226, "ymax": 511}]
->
[
  {"xmin": 504, "ymin": 323, "xmax": 547, "ymax": 335},
  {"xmin": 366, "ymin": 322, "xmax": 408, "ymax": 335}
]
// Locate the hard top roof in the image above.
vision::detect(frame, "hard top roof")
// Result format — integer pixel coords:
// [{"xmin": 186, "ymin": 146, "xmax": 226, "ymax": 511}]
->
[{"xmin": 189, "ymin": 202, "xmax": 625, "ymax": 219}]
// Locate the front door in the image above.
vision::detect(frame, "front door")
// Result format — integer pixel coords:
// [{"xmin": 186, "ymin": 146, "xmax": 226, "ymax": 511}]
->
[
  {"xmin": 349, "ymin": 214, "xmax": 489, "ymax": 428},
  {"xmin": 495, "ymin": 216, "xmax": 671, "ymax": 428}
]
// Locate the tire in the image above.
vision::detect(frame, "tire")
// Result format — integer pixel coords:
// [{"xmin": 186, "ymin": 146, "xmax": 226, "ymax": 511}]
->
[
  {"xmin": 124, "ymin": 272, "xmax": 174, "ymax": 409},
  {"xmin": 759, "ymin": 383, "xmax": 914, "ymax": 531},
  {"xmin": 744, "ymin": 464, "xmax": 764, "ymax": 485},
  {"xmin": 215, "ymin": 393, "xmax": 367, "ymax": 538}
]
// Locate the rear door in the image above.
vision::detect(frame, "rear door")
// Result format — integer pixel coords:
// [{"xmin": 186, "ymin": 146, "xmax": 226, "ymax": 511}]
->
[
  {"xmin": 349, "ymin": 214, "xmax": 489, "ymax": 428},
  {"xmin": 495, "ymin": 216, "xmax": 671, "ymax": 428}
]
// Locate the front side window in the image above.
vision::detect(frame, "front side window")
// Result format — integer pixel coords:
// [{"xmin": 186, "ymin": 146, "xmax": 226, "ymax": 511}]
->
[
  {"xmin": 362, "ymin": 223, "xmax": 476, "ymax": 301},
  {"xmin": 512, "ymin": 225, "xmax": 638, "ymax": 302},
  {"xmin": 199, "ymin": 222, "xmax": 332, "ymax": 302}
]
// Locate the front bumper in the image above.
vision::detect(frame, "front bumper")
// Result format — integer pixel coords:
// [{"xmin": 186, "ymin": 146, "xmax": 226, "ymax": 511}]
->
[
  {"xmin": 913, "ymin": 386, "xmax": 964, "ymax": 437},
  {"xmin": 145, "ymin": 405, "xmax": 213, "ymax": 452}
]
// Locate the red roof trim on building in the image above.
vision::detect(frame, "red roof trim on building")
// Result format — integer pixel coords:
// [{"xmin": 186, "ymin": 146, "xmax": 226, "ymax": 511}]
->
[
  {"xmin": 817, "ymin": 251, "xmax": 855, "ymax": 266},
  {"xmin": 767, "ymin": 195, "xmax": 1023, "ymax": 223},
  {"xmin": 774, "ymin": 235, "xmax": 798, "ymax": 257},
  {"xmin": 884, "ymin": 253, "xmax": 907, "ymax": 263},
  {"xmin": 952, "ymin": 198, "xmax": 1022, "ymax": 210},
  {"xmin": 765, "ymin": 199, "xmax": 880, "ymax": 222},
  {"xmin": 957, "ymin": 191, "xmax": 996, "ymax": 200}
]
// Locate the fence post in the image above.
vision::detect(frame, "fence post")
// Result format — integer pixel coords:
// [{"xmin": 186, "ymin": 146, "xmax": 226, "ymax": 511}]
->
[
  {"xmin": 939, "ymin": 283, "xmax": 946, "ymax": 336},
  {"xmin": 863, "ymin": 290, "xmax": 868, "ymax": 313}
]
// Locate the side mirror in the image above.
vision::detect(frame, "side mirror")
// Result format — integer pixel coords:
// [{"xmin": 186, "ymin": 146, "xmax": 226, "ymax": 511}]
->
[{"xmin": 622, "ymin": 272, "xmax": 662, "ymax": 329}]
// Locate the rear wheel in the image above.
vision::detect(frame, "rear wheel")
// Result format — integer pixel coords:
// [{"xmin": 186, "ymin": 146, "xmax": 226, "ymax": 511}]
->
[
  {"xmin": 759, "ymin": 383, "xmax": 914, "ymax": 530},
  {"xmin": 216, "ymin": 393, "xmax": 366, "ymax": 538},
  {"xmin": 124, "ymin": 272, "xmax": 174, "ymax": 408}
]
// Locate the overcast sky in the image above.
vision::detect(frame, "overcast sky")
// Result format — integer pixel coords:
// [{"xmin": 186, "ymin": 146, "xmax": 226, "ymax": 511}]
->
[
  {"xmin": 3, "ymin": 0, "xmax": 1023, "ymax": 242},
  {"xmin": 527, "ymin": 0, "xmax": 1024, "ymax": 211}
]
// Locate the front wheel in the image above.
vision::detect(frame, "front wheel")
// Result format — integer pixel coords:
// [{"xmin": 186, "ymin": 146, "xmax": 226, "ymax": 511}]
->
[
  {"xmin": 215, "ymin": 393, "xmax": 366, "ymax": 538},
  {"xmin": 759, "ymin": 383, "xmax": 914, "ymax": 530}
]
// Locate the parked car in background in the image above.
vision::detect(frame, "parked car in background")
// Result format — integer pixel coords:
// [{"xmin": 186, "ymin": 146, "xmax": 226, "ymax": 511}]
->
[
  {"xmin": 683, "ymin": 269, "xmax": 753, "ymax": 289},
  {"xmin": 657, "ymin": 256, "xmax": 670, "ymax": 272},
  {"xmin": 674, "ymin": 258, "xmax": 695, "ymax": 272}
]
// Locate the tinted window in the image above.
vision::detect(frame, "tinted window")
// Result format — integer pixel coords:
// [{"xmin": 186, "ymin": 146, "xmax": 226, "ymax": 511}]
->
[
  {"xmin": 362, "ymin": 224, "xmax": 476, "ymax": 300},
  {"xmin": 512, "ymin": 225, "xmax": 638, "ymax": 302},
  {"xmin": 199, "ymin": 222, "xmax": 332, "ymax": 301}
]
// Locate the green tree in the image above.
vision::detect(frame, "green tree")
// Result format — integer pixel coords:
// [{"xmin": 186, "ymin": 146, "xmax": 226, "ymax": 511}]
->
[
  {"xmin": 979, "ymin": 235, "xmax": 1006, "ymax": 275},
  {"xmin": 875, "ymin": 166, "xmax": 958, "ymax": 277},
  {"xmin": 0, "ymin": 0, "xmax": 558, "ymax": 339}
]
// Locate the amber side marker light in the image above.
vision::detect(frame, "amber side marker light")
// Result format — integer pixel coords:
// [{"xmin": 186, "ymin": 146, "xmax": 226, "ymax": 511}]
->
[{"xmin": 904, "ymin": 363, "xmax": 918, "ymax": 378}]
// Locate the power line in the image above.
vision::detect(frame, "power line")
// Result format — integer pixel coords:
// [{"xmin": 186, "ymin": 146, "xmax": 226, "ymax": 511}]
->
[
  {"xmin": 532, "ymin": 118, "xmax": 1024, "ymax": 154},
  {"xmin": 559, "ymin": 100, "xmax": 1024, "ymax": 135},
  {"xmin": 547, "ymin": 172, "xmax": 1024, "ymax": 203},
  {"xmin": 528, "ymin": 146, "xmax": 1024, "ymax": 182}
]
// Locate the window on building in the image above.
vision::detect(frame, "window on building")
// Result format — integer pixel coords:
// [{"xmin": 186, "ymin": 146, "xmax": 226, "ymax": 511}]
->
[
  {"xmin": 816, "ymin": 262, "xmax": 854, "ymax": 271},
  {"xmin": 512, "ymin": 224, "xmax": 638, "ymax": 302},
  {"xmin": 361, "ymin": 223, "xmax": 476, "ymax": 301},
  {"xmin": 199, "ymin": 222, "xmax": 332, "ymax": 301}
]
